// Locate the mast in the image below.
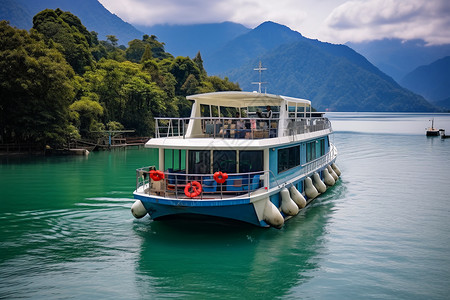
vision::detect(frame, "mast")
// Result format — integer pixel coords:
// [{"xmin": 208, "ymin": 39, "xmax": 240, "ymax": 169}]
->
[{"xmin": 252, "ymin": 61, "xmax": 267, "ymax": 93}]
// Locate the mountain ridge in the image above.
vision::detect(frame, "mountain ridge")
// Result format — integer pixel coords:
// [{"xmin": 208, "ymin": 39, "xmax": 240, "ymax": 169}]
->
[{"xmin": 400, "ymin": 56, "xmax": 450, "ymax": 104}]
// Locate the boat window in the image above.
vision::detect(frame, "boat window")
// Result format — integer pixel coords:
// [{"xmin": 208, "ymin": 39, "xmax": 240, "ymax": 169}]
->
[
  {"xmin": 164, "ymin": 149, "xmax": 186, "ymax": 172},
  {"xmin": 319, "ymin": 139, "xmax": 325, "ymax": 156},
  {"xmin": 188, "ymin": 150, "xmax": 210, "ymax": 174},
  {"xmin": 278, "ymin": 145, "xmax": 300, "ymax": 173},
  {"xmin": 239, "ymin": 150, "xmax": 263, "ymax": 173},
  {"xmin": 306, "ymin": 141, "xmax": 317, "ymax": 162},
  {"xmin": 147, "ymin": 148, "xmax": 159, "ymax": 169},
  {"xmin": 213, "ymin": 150, "xmax": 236, "ymax": 174}
]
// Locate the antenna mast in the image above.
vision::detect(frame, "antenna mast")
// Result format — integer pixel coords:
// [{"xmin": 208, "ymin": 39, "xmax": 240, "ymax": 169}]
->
[{"xmin": 252, "ymin": 61, "xmax": 267, "ymax": 93}]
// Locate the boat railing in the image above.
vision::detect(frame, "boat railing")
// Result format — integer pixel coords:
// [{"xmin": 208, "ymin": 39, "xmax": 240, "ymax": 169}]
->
[
  {"xmin": 136, "ymin": 168, "xmax": 269, "ymax": 200},
  {"xmin": 284, "ymin": 117, "xmax": 331, "ymax": 136},
  {"xmin": 267, "ymin": 143, "xmax": 337, "ymax": 189},
  {"xmin": 135, "ymin": 144, "xmax": 337, "ymax": 200},
  {"xmin": 299, "ymin": 143, "xmax": 337, "ymax": 176},
  {"xmin": 154, "ymin": 117, "xmax": 331, "ymax": 139}
]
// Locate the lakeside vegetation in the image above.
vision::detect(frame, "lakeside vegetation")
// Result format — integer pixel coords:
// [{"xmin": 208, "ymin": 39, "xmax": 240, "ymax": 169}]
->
[{"xmin": 0, "ymin": 9, "xmax": 240, "ymax": 148}]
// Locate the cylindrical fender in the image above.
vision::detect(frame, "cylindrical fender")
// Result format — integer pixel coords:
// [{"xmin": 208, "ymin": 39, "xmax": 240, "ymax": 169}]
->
[
  {"xmin": 280, "ymin": 188, "xmax": 299, "ymax": 216},
  {"xmin": 131, "ymin": 200, "xmax": 147, "ymax": 219},
  {"xmin": 263, "ymin": 200, "xmax": 284, "ymax": 229},
  {"xmin": 304, "ymin": 177, "xmax": 319, "ymax": 199},
  {"xmin": 323, "ymin": 168, "xmax": 336, "ymax": 186},
  {"xmin": 327, "ymin": 165, "xmax": 338, "ymax": 181},
  {"xmin": 289, "ymin": 185, "xmax": 306, "ymax": 208},
  {"xmin": 312, "ymin": 172, "xmax": 327, "ymax": 193},
  {"xmin": 331, "ymin": 163, "xmax": 341, "ymax": 177}
]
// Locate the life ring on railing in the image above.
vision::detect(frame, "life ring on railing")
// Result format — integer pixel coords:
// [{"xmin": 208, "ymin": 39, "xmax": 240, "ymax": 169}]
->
[
  {"xmin": 213, "ymin": 171, "xmax": 228, "ymax": 184},
  {"xmin": 184, "ymin": 181, "xmax": 202, "ymax": 198},
  {"xmin": 149, "ymin": 170, "xmax": 164, "ymax": 181}
]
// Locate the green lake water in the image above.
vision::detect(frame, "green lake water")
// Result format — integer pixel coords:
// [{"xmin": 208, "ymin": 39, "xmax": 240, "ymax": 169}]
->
[{"xmin": 1, "ymin": 113, "xmax": 450, "ymax": 299}]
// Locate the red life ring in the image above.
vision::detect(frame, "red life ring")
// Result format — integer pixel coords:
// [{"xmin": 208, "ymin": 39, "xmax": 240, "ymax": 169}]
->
[
  {"xmin": 149, "ymin": 170, "xmax": 164, "ymax": 181},
  {"xmin": 184, "ymin": 181, "xmax": 202, "ymax": 198},
  {"xmin": 213, "ymin": 171, "xmax": 228, "ymax": 184}
]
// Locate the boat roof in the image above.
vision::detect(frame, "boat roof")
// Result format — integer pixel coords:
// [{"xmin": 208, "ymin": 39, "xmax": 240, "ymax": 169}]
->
[{"xmin": 186, "ymin": 91, "xmax": 311, "ymax": 108}]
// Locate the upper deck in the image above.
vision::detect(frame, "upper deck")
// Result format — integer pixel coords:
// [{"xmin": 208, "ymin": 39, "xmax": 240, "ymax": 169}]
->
[{"xmin": 151, "ymin": 91, "xmax": 332, "ymax": 148}]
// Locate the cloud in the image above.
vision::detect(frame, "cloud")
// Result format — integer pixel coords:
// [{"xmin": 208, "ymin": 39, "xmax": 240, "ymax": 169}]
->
[
  {"xmin": 99, "ymin": 0, "xmax": 309, "ymax": 29},
  {"xmin": 323, "ymin": 0, "xmax": 450, "ymax": 44}
]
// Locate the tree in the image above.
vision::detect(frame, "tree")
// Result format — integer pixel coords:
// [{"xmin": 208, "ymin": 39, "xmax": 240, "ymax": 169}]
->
[
  {"xmin": 0, "ymin": 21, "xmax": 75, "ymax": 146},
  {"xmin": 32, "ymin": 9, "xmax": 95, "ymax": 74},
  {"xmin": 169, "ymin": 57, "xmax": 202, "ymax": 96},
  {"xmin": 69, "ymin": 96, "xmax": 104, "ymax": 136},
  {"xmin": 193, "ymin": 51, "xmax": 207, "ymax": 76},
  {"xmin": 82, "ymin": 59, "xmax": 177, "ymax": 136},
  {"xmin": 140, "ymin": 44, "xmax": 153, "ymax": 63}
]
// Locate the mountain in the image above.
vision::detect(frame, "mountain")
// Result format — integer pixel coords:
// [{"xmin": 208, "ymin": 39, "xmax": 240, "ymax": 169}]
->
[
  {"xmin": 434, "ymin": 97, "xmax": 450, "ymax": 111},
  {"xmin": 207, "ymin": 22, "xmax": 395, "ymax": 84},
  {"xmin": 0, "ymin": 0, "xmax": 144, "ymax": 45},
  {"xmin": 346, "ymin": 39, "xmax": 450, "ymax": 81},
  {"xmin": 204, "ymin": 21, "xmax": 304, "ymax": 74},
  {"xmin": 214, "ymin": 22, "xmax": 435, "ymax": 112},
  {"xmin": 400, "ymin": 56, "xmax": 450, "ymax": 103},
  {"xmin": 136, "ymin": 22, "xmax": 250, "ymax": 58}
]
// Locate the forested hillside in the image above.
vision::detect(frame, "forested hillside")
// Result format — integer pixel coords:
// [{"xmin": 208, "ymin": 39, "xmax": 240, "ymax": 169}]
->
[
  {"xmin": 0, "ymin": 9, "xmax": 240, "ymax": 148},
  {"xmin": 0, "ymin": 0, "xmax": 143, "ymax": 44}
]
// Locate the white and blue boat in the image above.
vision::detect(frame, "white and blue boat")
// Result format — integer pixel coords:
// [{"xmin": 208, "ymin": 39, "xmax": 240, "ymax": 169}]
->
[{"xmin": 132, "ymin": 91, "xmax": 341, "ymax": 228}]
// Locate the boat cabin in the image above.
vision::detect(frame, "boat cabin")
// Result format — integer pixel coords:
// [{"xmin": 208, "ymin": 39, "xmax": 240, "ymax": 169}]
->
[{"xmin": 137, "ymin": 91, "xmax": 334, "ymax": 200}]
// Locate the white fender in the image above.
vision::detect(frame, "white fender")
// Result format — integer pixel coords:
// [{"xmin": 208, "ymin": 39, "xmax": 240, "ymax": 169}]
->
[
  {"xmin": 327, "ymin": 165, "xmax": 338, "ymax": 181},
  {"xmin": 323, "ymin": 168, "xmax": 335, "ymax": 186},
  {"xmin": 289, "ymin": 185, "xmax": 306, "ymax": 208},
  {"xmin": 131, "ymin": 200, "xmax": 147, "ymax": 218},
  {"xmin": 280, "ymin": 188, "xmax": 299, "ymax": 216},
  {"xmin": 331, "ymin": 163, "xmax": 341, "ymax": 177},
  {"xmin": 312, "ymin": 172, "xmax": 327, "ymax": 193},
  {"xmin": 263, "ymin": 200, "xmax": 284, "ymax": 229},
  {"xmin": 304, "ymin": 177, "xmax": 319, "ymax": 199}
]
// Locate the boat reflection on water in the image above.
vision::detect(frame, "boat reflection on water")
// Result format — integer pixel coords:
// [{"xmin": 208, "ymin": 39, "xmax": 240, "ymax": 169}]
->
[{"xmin": 132, "ymin": 181, "xmax": 346, "ymax": 298}]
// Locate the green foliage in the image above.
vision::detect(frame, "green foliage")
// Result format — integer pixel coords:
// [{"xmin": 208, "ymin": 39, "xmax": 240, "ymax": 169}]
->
[
  {"xmin": 0, "ymin": 20, "xmax": 75, "ymax": 146},
  {"xmin": 69, "ymin": 96, "xmax": 104, "ymax": 136},
  {"xmin": 126, "ymin": 35, "xmax": 172, "ymax": 63},
  {"xmin": 140, "ymin": 44, "xmax": 153, "ymax": 63},
  {"xmin": 169, "ymin": 56, "xmax": 202, "ymax": 96},
  {"xmin": 32, "ymin": 9, "xmax": 95, "ymax": 74},
  {"xmin": 106, "ymin": 121, "xmax": 124, "ymax": 131},
  {"xmin": 1, "ymin": 10, "xmax": 241, "ymax": 148}
]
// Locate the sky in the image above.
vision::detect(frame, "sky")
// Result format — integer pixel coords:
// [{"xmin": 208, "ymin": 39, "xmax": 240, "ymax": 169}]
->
[{"xmin": 98, "ymin": 0, "xmax": 450, "ymax": 45}]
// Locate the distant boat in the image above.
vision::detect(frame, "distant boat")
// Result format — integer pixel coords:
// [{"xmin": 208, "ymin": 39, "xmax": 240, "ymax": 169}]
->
[
  {"xmin": 426, "ymin": 118, "xmax": 439, "ymax": 136},
  {"xmin": 439, "ymin": 129, "xmax": 450, "ymax": 139}
]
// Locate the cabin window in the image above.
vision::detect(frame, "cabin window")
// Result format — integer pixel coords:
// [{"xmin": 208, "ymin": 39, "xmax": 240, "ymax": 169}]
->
[
  {"xmin": 213, "ymin": 150, "xmax": 237, "ymax": 174},
  {"xmin": 319, "ymin": 139, "xmax": 326, "ymax": 156},
  {"xmin": 239, "ymin": 150, "xmax": 263, "ymax": 173},
  {"xmin": 278, "ymin": 145, "xmax": 300, "ymax": 173},
  {"xmin": 188, "ymin": 150, "xmax": 210, "ymax": 174},
  {"xmin": 164, "ymin": 149, "xmax": 186, "ymax": 172},
  {"xmin": 147, "ymin": 148, "xmax": 160, "ymax": 169},
  {"xmin": 306, "ymin": 141, "xmax": 316, "ymax": 162}
]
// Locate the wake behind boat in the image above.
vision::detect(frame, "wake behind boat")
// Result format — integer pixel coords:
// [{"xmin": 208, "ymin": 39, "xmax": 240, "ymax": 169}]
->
[{"xmin": 131, "ymin": 90, "xmax": 341, "ymax": 228}]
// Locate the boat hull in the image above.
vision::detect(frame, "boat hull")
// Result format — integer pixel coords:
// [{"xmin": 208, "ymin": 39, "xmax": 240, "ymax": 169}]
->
[
  {"xmin": 133, "ymin": 193, "xmax": 264, "ymax": 226},
  {"xmin": 426, "ymin": 130, "xmax": 439, "ymax": 136}
]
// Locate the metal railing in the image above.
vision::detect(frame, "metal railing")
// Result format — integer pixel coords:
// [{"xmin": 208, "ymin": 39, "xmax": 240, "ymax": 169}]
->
[
  {"xmin": 135, "ymin": 144, "xmax": 337, "ymax": 200},
  {"xmin": 154, "ymin": 117, "xmax": 331, "ymax": 139},
  {"xmin": 136, "ymin": 168, "xmax": 268, "ymax": 200}
]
